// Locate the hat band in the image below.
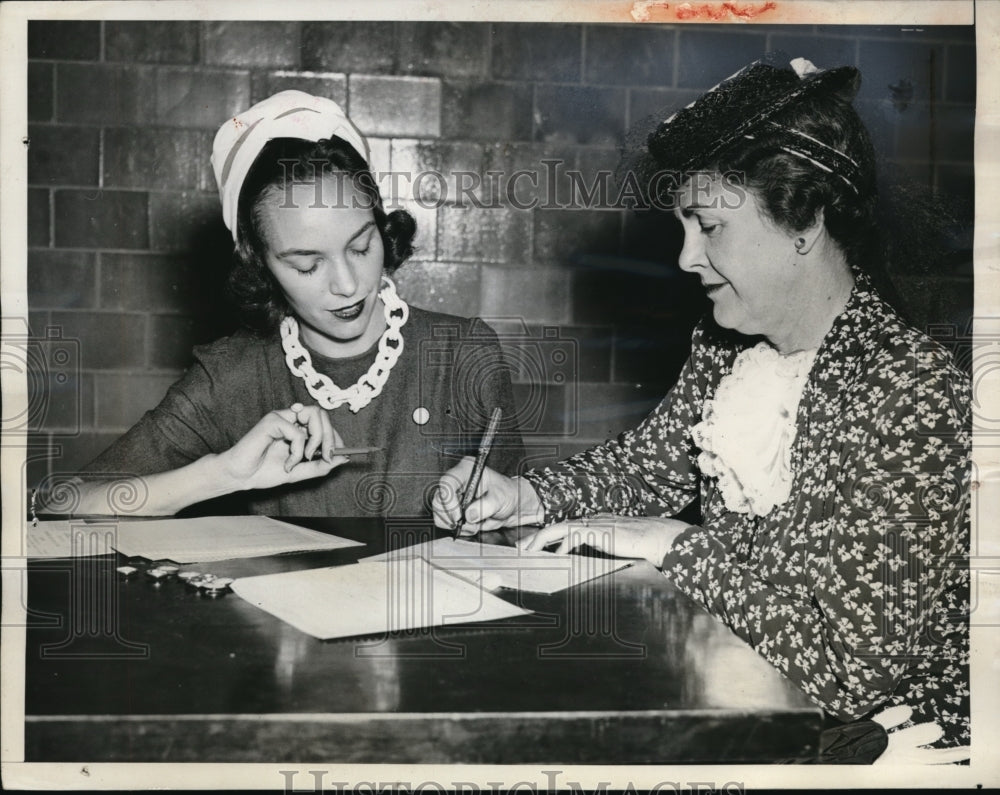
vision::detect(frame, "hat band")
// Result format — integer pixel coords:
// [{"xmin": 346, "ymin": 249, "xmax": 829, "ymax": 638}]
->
[{"xmin": 751, "ymin": 121, "xmax": 863, "ymax": 194}]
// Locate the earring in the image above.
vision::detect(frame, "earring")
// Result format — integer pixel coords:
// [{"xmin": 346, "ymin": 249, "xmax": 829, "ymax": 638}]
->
[{"xmin": 794, "ymin": 237, "xmax": 807, "ymax": 251}]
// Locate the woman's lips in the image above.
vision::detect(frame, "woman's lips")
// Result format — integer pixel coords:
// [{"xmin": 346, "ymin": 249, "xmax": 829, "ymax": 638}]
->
[
  {"xmin": 329, "ymin": 297, "xmax": 365, "ymax": 320},
  {"xmin": 704, "ymin": 282, "xmax": 727, "ymax": 297}
]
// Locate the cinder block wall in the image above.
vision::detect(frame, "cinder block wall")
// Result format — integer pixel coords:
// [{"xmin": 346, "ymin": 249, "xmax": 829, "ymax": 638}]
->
[{"xmin": 26, "ymin": 21, "xmax": 975, "ymax": 484}]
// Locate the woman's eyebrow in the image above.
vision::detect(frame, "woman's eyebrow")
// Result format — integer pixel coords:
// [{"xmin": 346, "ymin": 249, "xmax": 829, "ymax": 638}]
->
[
  {"xmin": 275, "ymin": 221, "xmax": 376, "ymax": 258},
  {"xmin": 347, "ymin": 220, "xmax": 377, "ymax": 243},
  {"xmin": 678, "ymin": 203, "xmax": 713, "ymax": 218}
]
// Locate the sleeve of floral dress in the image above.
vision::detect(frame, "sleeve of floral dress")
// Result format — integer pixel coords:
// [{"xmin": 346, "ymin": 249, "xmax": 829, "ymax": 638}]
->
[
  {"xmin": 520, "ymin": 323, "xmax": 716, "ymax": 524},
  {"xmin": 660, "ymin": 351, "xmax": 971, "ymax": 723}
]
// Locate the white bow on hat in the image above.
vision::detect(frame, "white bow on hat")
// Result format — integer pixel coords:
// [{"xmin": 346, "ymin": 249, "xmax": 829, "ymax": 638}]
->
[{"xmin": 210, "ymin": 90, "xmax": 370, "ymax": 240}]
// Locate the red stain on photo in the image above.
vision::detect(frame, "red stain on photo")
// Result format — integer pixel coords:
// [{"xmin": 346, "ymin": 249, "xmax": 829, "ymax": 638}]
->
[
  {"xmin": 675, "ymin": 2, "xmax": 779, "ymax": 20},
  {"xmin": 626, "ymin": 1, "xmax": 779, "ymax": 23}
]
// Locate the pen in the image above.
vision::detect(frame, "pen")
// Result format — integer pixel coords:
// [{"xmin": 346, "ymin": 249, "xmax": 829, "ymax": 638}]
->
[{"xmin": 455, "ymin": 407, "xmax": 503, "ymax": 535}]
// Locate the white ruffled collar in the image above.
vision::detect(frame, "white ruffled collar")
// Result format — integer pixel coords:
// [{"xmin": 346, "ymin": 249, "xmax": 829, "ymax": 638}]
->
[{"xmin": 691, "ymin": 342, "xmax": 817, "ymax": 517}]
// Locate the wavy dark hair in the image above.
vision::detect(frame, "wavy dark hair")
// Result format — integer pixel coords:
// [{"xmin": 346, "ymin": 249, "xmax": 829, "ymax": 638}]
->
[
  {"xmin": 228, "ymin": 135, "xmax": 416, "ymax": 332},
  {"xmin": 710, "ymin": 90, "xmax": 880, "ymax": 275}
]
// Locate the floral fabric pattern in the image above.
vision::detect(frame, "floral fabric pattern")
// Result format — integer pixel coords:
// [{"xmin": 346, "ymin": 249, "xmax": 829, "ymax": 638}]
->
[{"xmin": 522, "ymin": 277, "xmax": 970, "ymax": 746}]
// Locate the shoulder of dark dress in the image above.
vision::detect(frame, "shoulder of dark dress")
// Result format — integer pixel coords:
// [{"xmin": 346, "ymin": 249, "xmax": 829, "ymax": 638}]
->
[
  {"xmin": 405, "ymin": 306, "xmax": 502, "ymax": 345},
  {"xmin": 186, "ymin": 328, "xmax": 278, "ymax": 390},
  {"xmin": 190, "ymin": 327, "xmax": 274, "ymax": 364}
]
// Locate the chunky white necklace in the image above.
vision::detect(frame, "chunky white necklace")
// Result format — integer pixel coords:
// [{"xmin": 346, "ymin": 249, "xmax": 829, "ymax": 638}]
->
[{"xmin": 280, "ymin": 275, "xmax": 409, "ymax": 413}]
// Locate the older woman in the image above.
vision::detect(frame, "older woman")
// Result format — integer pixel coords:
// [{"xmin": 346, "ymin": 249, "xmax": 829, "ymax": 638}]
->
[
  {"xmin": 433, "ymin": 57, "xmax": 970, "ymax": 763},
  {"xmin": 55, "ymin": 91, "xmax": 523, "ymax": 517}
]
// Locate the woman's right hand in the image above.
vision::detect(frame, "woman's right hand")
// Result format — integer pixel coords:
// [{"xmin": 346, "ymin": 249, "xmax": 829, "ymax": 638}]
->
[
  {"xmin": 217, "ymin": 403, "xmax": 350, "ymax": 492},
  {"xmin": 431, "ymin": 459, "xmax": 544, "ymax": 535}
]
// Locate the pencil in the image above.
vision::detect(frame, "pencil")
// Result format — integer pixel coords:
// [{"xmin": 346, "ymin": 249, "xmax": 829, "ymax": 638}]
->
[
  {"xmin": 310, "ymin": 446, "xmax": 382, "ymax": 459},
  {"xmin": 331, "ymin": 447, "xmax": 382, "ymax": 456},
  {"xmin": 455, "ymin": 407, "xmax": 503, "ymax": 535}
]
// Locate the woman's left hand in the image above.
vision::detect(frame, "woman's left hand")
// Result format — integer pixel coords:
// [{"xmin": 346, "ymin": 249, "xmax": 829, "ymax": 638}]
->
[
  {"xmin": 518, "ymin": 514, "xmax": 692, "ymax": 567},
  {"xmin": 871, "ymin": 705, "xmax": 971, "ymax": 765}
]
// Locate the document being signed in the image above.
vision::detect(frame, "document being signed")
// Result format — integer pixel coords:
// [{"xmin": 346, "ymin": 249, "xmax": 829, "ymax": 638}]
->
[{"xmin": 231, "ymin": 556, "xmax": 532, "ymax": 640}]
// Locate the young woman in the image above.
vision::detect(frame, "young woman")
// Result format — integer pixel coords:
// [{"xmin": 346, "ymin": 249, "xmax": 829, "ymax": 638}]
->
[
  {"xmin": 61, "ymin": 90, "xmax": 523, "ymax": 517},
  {"xmin": 433, "ymin": 57, "xmax": 970, "ymax": 763}
]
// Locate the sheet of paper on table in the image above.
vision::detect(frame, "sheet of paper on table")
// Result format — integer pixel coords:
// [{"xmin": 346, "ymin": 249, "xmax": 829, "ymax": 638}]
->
[
  {"xmin": 231, "ymin": 556, "xmax": 532, "ymax": 640},
  {"xmin": 104, "ymin": 515, "xmax": 363, "ymax": 562},
  {"xmin": 23, "ymin": 520, "xmax": 121, "ymax": 558},
  {"xmin": 364, "ymin": 537, "xmax": 634, "ymax": 594}
]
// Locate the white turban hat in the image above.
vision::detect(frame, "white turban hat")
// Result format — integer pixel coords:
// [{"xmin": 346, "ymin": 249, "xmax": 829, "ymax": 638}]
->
[{"xmin": 211, "ymin": 90, "xmax": 370, "ymax": 241}]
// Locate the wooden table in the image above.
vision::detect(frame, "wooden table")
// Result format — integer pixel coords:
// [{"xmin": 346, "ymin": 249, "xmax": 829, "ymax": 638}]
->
[{"xmin": 22, "ymin": 517, "xmax": 823, "ymax": 763}]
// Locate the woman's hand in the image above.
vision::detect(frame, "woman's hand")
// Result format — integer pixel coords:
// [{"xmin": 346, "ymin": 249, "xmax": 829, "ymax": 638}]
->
[
  {"xmin": 431, "ymin": 459, "xmax": 544, "ymax": 535},
  {"xmin": 518, "ymin": 514, "xmax": 692, "ymax": 567},
  {"xmin": 46, "ymin": 403, "xmax": 351, "ymax": 517},
  {"xmin": 217, "ymin": 403, "xmax": 350, "ymax": 492},
  {"xmin": 871, "ymin": 705, "xmax": 971, "ymax": 765}
]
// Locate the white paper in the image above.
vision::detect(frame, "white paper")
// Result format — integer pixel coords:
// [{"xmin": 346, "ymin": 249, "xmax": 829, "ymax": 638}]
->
[
  {"xmin": 107, "ymin": 515, "xmax": 363, "ymax": 562},
  {"xmin": 23, "ymin": 520, "xmax": 119, "ymax": 558},
  {"xmin": 231, "ymin": 556, "xmax": 532, "ymax": 640},
  {"xmin": 365, "ymin": 537, "xmax": 634, "ymax": 594}
]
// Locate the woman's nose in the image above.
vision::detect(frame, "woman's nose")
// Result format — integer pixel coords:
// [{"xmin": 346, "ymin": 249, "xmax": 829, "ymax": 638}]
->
[
  {"xmin": 328, "ymin": 258, "xmax": 358, "ymax": 297},
  {"xmin": 677, "ymin": 229, "xmax": 706, "ymax": 273}
]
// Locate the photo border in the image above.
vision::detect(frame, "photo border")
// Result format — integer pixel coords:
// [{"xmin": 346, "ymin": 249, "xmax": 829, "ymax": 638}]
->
[{"xmin": 2, "ymin": 0, "xmax": 997, "ymax": 790}]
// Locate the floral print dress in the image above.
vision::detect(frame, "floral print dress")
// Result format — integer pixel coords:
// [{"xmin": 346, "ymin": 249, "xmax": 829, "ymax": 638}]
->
[{"xmin": 522, "ymin": 275, "xmax": 971, "ymax": 747}]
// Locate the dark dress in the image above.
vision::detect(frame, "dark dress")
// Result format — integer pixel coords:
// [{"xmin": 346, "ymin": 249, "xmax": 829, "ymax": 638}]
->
[{"xmin": 85, "ymin": 307, "xmax": 525, "ymax": 517}]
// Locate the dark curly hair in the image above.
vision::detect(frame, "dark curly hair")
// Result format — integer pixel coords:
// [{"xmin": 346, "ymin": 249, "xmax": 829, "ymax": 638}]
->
[
  {"xmin": 710, "ymin": 90, "xmax": 880, "ymax": 274},
  {"xmin": 228, "ymin": 135, "xmax": 416, "ymax": 332}
]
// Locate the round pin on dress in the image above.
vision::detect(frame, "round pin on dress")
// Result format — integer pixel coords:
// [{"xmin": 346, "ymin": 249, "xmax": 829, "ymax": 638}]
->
[{"xmin": 412, "ymin": 407, "xmax": 430, "ymax": 425}]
